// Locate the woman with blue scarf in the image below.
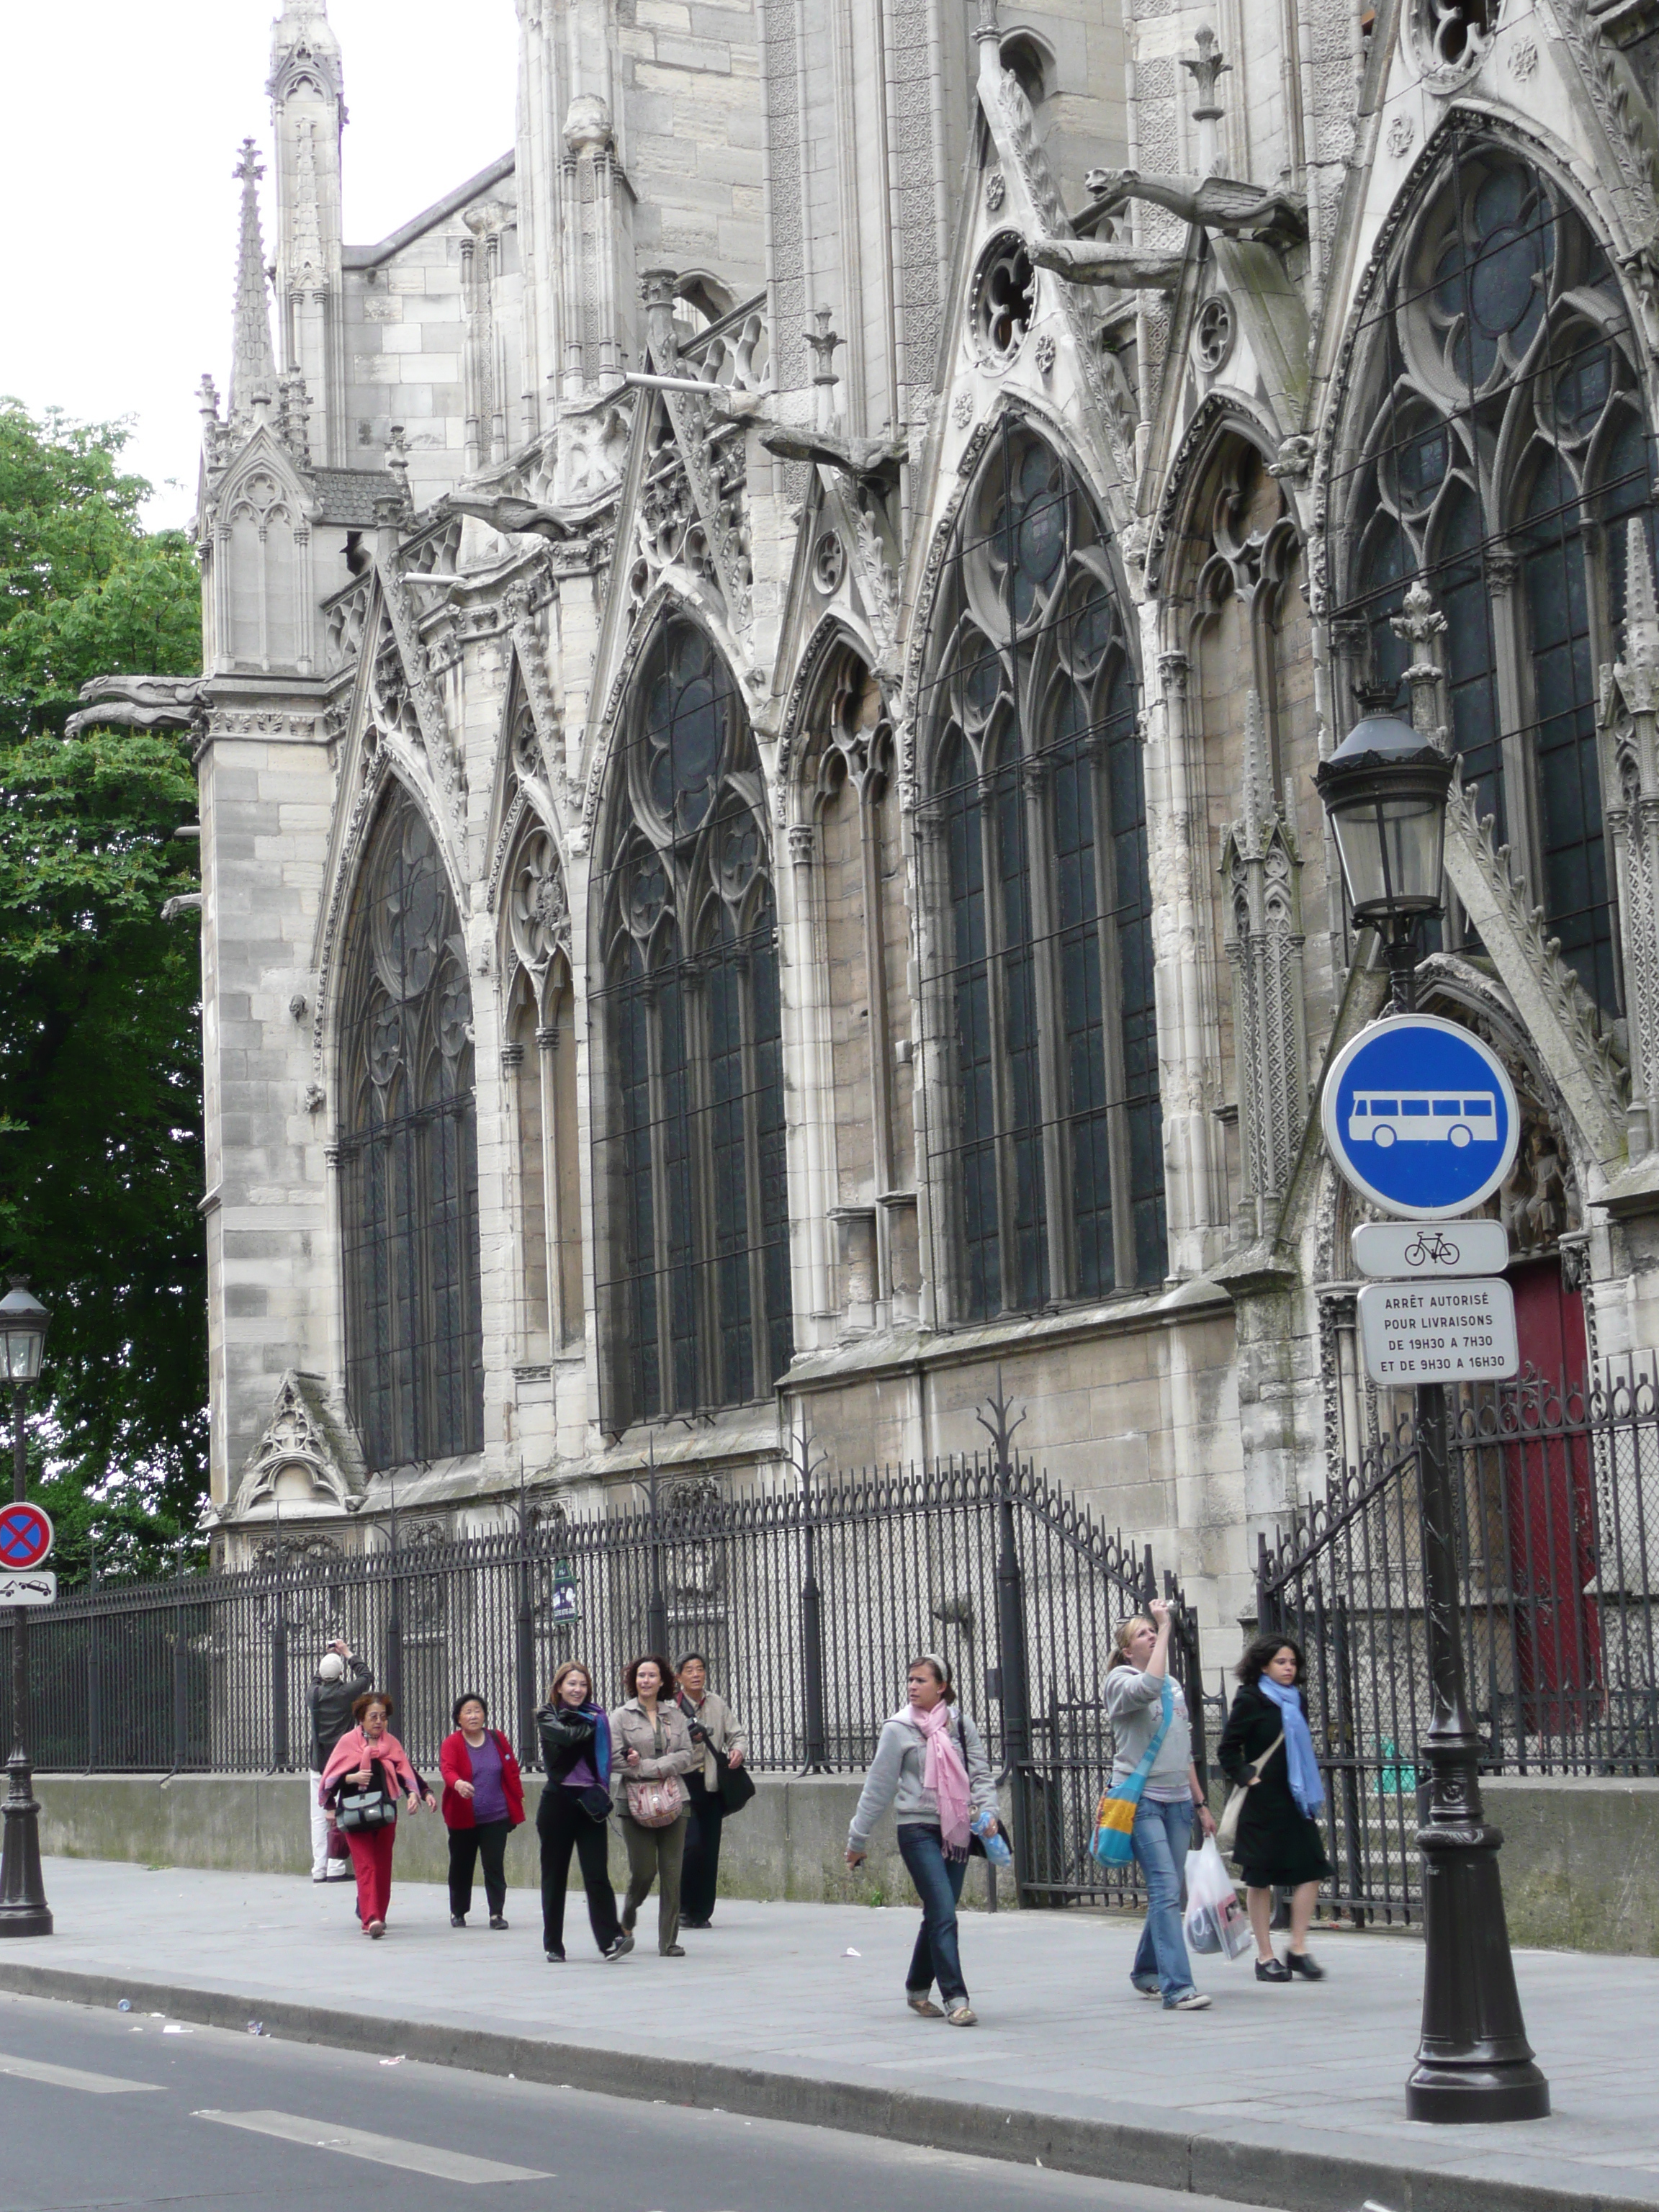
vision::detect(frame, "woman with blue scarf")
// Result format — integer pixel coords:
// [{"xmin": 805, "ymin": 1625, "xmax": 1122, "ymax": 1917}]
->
[
  {"xmin": 1218, "ymin": 1635, "xmax": 1333, "ymax": 1982},
  {"xmin": 536, "ymin": 1660, "xmax": 632, "ymax": 1963}
]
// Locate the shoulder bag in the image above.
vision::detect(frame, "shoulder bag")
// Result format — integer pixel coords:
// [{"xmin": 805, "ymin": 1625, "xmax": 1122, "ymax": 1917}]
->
[
  {"xmin": 1091, "ymin": 1679, "xmax": 1174, "ymax": 1869},
  {"xmin": 1215, "ymin": 1730, "xmax": 1283, "ymax": 1856},
  {"xmin": 625, "ymin": 1775, "xmax": 686, "ymax": 1827},
  {"xmin": 337, "ymin": 1757, "xmax": 398, "ymax": 1833},
  {"xmin": 717, "ymin": 1757, "xmax": 757, "ymax": 1815}
]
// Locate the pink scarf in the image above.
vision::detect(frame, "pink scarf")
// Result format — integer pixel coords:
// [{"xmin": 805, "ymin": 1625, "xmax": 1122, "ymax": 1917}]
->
[
  {"xmin": 319, "ymin": 1725, "xmax": 419, "ymax": 1804},
  {"xmin": 907, "ymin": 1701, "xmax": 971, "ymax": 1852}
]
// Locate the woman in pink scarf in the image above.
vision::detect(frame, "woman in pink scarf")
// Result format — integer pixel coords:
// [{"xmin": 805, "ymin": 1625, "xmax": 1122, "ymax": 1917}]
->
[
  {"xmin": 845, "ymin": 1654, "xmax": 1002, "ymax": 2025},
  {"xmin": 319, "ymin": 1692, "xmax": 435, "ymax": 1936}
]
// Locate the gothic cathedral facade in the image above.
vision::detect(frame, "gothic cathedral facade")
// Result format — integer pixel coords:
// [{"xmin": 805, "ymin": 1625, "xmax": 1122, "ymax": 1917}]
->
[{"xmin": 89, "ymin": 0, "xmax": 1659, "ymax": 1639}]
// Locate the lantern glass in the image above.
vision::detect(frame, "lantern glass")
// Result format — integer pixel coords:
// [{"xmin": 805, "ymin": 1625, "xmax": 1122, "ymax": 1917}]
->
[
  {"xmin": 0, "ymin": 1287, "xmax": 49, "ymax": 1386},
  {"xmin": 1315, "ymin": 714, "xmax": 1454, "ymax": 930}
]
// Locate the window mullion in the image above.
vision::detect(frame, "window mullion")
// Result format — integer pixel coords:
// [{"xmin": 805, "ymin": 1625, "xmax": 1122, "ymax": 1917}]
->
[{"xmin": 1022, "ymin": 750, "xmax": 1071, "ymax": 1300}]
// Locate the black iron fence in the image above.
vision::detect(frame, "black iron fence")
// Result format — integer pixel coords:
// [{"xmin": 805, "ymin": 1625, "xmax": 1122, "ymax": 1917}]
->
[
  {"xmin": 1259, "ymin": 1364, "xmax": 1659, "ymax": 1923},
  {"xmin": 29, "ymin": 1401, "xmax": 1204, "ymax": 1910}
]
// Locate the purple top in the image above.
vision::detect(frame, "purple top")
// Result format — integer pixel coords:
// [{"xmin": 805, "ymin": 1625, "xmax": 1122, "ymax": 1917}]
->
[
  {"xmin": 467, "ymin": 1730, "xmax": 509, "ymax": 1824},
  {"xmin": 563, "ymin": 1749, "xmax": 597, "ymax": 1791}
]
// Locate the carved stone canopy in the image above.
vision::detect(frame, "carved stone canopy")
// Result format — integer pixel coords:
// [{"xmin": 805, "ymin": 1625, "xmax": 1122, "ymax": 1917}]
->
[{"xmin": 234, "ymin": 1370, "xmax": 367, "ymax": 1516}]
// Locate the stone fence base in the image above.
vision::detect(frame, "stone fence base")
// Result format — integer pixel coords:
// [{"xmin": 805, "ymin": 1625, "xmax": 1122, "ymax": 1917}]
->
[
  {"xmin": 32, "ymin": 1771, "xmax": 1010, "ymax": 1916},
  {"xmin": 32, "ymin": 1771, "xmax": 1658, "ymax": 1951}
]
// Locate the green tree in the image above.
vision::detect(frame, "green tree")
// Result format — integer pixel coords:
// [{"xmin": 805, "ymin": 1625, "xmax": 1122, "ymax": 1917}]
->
[{"xmin": 0, "ymin": 402, "xmax": 206, "ymax": 1581}]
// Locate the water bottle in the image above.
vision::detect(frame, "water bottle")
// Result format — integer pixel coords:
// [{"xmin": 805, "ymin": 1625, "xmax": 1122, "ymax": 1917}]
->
[{"xmin": 972, "ymin": 1807, "xmax": 1012, "ymax": 1866}]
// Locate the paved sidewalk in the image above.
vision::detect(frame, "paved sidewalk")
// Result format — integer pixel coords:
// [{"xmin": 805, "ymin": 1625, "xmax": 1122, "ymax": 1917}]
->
[{"xmin": 5, "ymin": 1857, "xmax": 1657, "ymax": 2212}]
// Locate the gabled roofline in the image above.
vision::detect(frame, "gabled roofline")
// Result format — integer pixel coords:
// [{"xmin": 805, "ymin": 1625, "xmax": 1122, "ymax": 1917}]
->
[{"xmin": 341, "ymin": 150, "xmax": 516, "ymax": 271}]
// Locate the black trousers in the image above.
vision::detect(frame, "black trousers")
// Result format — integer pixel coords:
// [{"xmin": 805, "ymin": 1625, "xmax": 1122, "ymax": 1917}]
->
[
  {"xmin": 447, "ymin": 1819, "xmax": 511, "ymax": 1918},
  {"xmin": 538, "ymin": 1786, "xmax": 621, "ymax": 1955},
  {"xmin": 681, "ymin": 1780, "xmax": 726, "ymax": 1923}
]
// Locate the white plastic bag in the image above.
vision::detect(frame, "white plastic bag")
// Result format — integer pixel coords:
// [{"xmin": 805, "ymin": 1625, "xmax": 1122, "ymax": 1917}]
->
[{"xmin": 1184, "ymin": 1835, "xmax": 1252, "ymax": 1961}]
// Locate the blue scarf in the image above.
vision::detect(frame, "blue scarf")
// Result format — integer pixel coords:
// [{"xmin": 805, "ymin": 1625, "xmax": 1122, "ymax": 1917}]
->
[
  {"xmin": 580, "ymin": 1703, "xmax": 611, "ymax": 1786},
  {"xmin": 1258, "ymin": 1678, "xmax": 1325, "ymax": 1818}
]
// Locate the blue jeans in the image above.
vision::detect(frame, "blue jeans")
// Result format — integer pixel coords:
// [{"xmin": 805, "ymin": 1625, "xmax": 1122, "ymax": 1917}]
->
[
  {"xmin": 1130, "ymin": 1797, "xmax": 1197, "ymax": 2005},
  {"xmin": 896, "ymin": 1823, "xmax": 968, "ymax": 2005}
]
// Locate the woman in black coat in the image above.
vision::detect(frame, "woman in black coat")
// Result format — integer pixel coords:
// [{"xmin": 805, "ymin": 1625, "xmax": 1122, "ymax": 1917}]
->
[{"xmin": 1217, "ymin": 1633, "xmax": 1333, "ymax": 1983}]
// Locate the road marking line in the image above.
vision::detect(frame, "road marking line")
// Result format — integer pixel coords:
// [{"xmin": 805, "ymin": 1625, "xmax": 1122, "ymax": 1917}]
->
[
  {"xmin": 193, "ymin": 2110, "xmax": 550, "ymax": 2184},
  {"xmin": 0, "ymin": 2054, "xmax": 161, "ymax": 2095}
]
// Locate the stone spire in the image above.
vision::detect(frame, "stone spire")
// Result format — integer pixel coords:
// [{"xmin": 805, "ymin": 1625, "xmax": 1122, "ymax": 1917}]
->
[
  {"xmin": 269, "ymin": 0, "xmax": 345, "ymax": 461},
  {"xmin": 228, "ymin": 140, "xmax": 278, "ymax": 426}
]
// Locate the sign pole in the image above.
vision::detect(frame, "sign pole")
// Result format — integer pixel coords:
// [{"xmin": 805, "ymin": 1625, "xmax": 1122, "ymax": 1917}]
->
[
  {"xmin": 1323, "ymin": 963, "xmax": 1545, "ymax": 2119},
  {"xmin": 0, "ymin": 1383, "xmax": 50, "ymax": 1936}
]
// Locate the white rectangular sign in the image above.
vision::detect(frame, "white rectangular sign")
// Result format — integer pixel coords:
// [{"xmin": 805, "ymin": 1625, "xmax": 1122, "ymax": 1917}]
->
[
  {"xmin": 1357, "ymin": 1279, "xmax": 1519, "ymax": 1385},
  {"xmin": 1352, "ymin": 1220, "xmax": 1511, "ymax": 1280},
  {"xmin": 0, "ymin": 1572, "xmax": 55, "ymax": 1608}
]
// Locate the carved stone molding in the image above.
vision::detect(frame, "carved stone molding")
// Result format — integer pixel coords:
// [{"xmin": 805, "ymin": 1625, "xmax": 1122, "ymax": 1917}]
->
[{"xmin": 233, "ymin": 1370, "xmax": 367, "ymax": 1516}]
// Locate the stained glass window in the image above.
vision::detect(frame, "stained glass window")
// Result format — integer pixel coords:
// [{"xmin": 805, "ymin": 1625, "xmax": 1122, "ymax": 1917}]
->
[
  {"xmin": 1331, "ymin": 138, "xmax": 1653, "ymax": 1010},
  {"xmin": 338, "ymin": 783, "xmax": 482, "ymax": 1471},
  {"xmin": 592, "ymin": 620, "xmax": 791, "ymax": 1430},
  {"xmin": 917, "ymin": 423, "xmax": 1166, "ymax": 1320}
]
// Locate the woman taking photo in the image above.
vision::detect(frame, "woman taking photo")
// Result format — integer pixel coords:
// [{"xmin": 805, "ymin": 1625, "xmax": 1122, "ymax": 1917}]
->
[
  {"xmin": 610, "ymin": 1654, "xmax": 698, "ymax": 1956},
  {"xmin": 439, "ymin": 1692, "xmax": 525, "ymax": 1930},
  {"xmin": 1218, "ymin": 1632, "xmax": 1332, "ymax": 1982},
  {"xmin": 1105, "ymin": 1600, "xmax": 1216, "ymax": 2012},
  {"xmin": 319, "ymin": 1692, "xmax": 434, "ymax": 1937},
  {"xmin": 844, "ymin": 1654, "xmax": 1000, "ymax": 2027},
  {"xmin": 536, "ymin": 1660, "xmax": 631, "ymax": 1963}
]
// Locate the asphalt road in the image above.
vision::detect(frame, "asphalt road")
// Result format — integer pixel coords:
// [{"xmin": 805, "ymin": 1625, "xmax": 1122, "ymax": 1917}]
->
[{"xmin": 0, "ymin": 1988, "xmax": 1270, "ymax": 2212}]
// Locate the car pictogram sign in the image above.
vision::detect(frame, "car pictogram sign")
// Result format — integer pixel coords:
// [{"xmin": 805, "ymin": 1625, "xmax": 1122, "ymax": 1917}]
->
[{"xmin": 0, "ymin": 1503, "xmax": 53, "ymax": 1572}]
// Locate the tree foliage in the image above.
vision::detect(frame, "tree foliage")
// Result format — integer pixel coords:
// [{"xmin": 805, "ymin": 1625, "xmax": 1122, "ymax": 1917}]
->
[{"xmin": 0, "ymin": 402, "xmax": 207, "ymax": 1579}]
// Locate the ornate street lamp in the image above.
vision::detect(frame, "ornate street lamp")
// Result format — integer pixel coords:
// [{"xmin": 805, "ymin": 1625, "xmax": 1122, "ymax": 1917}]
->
[
  {"xmin": 1315, "ymin": 728, "xmax": 1545, "ymax": 2120},
  {"xmin": 1314, "ymin": 712, "xmax": 1453, "ymax": 1012},
  {"xmin": 0, "ymin": 1281, "xmax": 51, "ymax": 1936}
]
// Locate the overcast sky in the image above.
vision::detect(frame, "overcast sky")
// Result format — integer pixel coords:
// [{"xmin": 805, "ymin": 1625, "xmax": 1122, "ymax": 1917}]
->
[{"xmin": 0, "ymin": 1, "xmax": 518, "ymax": 530}]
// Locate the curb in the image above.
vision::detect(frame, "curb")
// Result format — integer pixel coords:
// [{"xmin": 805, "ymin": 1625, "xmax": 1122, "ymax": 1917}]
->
[{"xmin": 0, "ymin": 1959, "xmax": 1638, "ymax": 2212}]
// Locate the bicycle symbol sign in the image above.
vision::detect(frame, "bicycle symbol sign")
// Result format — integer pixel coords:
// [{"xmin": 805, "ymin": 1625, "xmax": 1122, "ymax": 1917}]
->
[
  {"xmin": 1321, "ymin": 1015, "xmax": 1519, "ymax": 1220},
  {"xmin": 0, "ymin": 1504, "xmax": 53, "ymax": 1572}
]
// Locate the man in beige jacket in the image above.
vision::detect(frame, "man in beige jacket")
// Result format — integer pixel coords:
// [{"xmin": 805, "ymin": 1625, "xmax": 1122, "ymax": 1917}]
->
[{"xmin": 675, "ymin": 1653, "xmax": 747, "ymax": 1928}]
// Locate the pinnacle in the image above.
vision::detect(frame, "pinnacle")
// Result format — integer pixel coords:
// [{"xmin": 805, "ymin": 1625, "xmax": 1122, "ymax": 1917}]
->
[
  {"xmin": 228, "ymin": 136, "xmax": 279, "ymax": 426},
  {"xmin": 1624, "ymin": 516, "xmax": 1659, "ymax": 668}
]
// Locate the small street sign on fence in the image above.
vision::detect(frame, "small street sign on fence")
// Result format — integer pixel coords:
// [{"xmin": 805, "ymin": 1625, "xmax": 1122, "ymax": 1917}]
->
[
  {"xmin": 1321, "ymin": 1015, "xmax": 1520, "ymax": 1220},
  {"xmin": 0, "ymin": 1572, "xmax": 55, "ymax": 1608},
  {"xmin": 1357, "ymin": 1277, "xmax": 1519, "ymax": 1384},
  {"xmin": 1352, "ymin": 1220, "xmax": 1509, "ymax": 1279}
]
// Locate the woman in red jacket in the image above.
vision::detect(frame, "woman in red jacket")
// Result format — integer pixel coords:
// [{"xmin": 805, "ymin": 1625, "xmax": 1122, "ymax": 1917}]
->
[{"xmin": 439, "ymin": 1693, "xmax": 526, "ymax": 1929}]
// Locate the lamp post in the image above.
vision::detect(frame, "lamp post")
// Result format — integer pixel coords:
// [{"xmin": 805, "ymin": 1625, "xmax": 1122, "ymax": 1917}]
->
[
  {"xmin": 0, "ymin": 1281, "xmax": 53, "ymax": 1937},
  {"xmin": 1316, "ymin": 717, "xmax": 1546, "ymax": 2120}
]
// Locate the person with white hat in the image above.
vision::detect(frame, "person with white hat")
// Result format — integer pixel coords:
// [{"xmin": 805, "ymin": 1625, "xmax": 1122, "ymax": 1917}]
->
[{"xmin": 308, "ymin": 1639, "xmax": 372, "ymax": 1881}]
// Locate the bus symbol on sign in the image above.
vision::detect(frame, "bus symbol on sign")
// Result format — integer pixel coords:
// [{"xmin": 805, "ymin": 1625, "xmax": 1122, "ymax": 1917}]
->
[
  {"xmin": 1347, "ymin": 1092, "xmax": 1498, "ymax": 1151},
  {"xmin": 1321, "ymin": 1014, "xmax": 1520, "ymax": 1221}
]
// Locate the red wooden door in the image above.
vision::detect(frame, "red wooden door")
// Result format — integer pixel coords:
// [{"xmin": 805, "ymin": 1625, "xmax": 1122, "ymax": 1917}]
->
[{"xmin": 1503, "ymin": 1259, "xmax": 1598, "ymax": 1735}]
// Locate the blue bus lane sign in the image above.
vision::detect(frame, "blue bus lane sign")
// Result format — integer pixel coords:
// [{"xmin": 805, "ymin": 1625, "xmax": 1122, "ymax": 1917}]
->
[{"xmin": 1320, "ymin": 1014, "xmax": 1520, "ymax": 1220}]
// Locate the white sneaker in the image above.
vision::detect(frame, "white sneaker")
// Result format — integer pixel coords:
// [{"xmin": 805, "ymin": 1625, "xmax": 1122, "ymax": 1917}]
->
[{"xmin": 1165, "ymin": 1990, "xmax": 1211, "ymax": 2012}]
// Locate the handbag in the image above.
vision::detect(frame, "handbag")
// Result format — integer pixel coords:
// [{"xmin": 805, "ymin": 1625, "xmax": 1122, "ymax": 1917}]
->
[
  {"xmin": 625, "ymin": 1775, "xmax": 686, "ymax": 1827},
  {"xmin": 1215, "ymin": 1730, "xmax": 1283, "ymax": 1856},
  {"xmin": 577, "ymin": 1784, "xmax": 613, "ymax": 1824},
  {"xmin": 326, "ymin": 1823, "xmax": 351, "ymax": 1862},
  {"xmin": 336, "ymin": 1786, "xmax": 397, "ymax": 1833},
  {"xmin": 1092, "ymin": 1679, "xmax": 1174, "ymax": 1869},
  {"xmin": 716, "ymin": 1757, "xmax": 756, "ymax": 1815}
]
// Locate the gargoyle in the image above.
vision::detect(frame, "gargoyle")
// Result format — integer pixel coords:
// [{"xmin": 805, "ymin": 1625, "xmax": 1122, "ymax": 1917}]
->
[
  {"xmin": 65, "ymin": 675, "xmax": 212, "ymax": 739},
  {"xmin": 444, "ymin": 493, "xmax": 582, "ymax": 541},
  {"xmin": 756, "ymin": 423, "xmax": 907, "ymax": 495},
  {"xmin": 1025, "ymin": 235, "xmax": 1184, "ymax": 293},
  {"xmin": 1082, "ymin": 168, "xmax": 1308, "ymax": 249}
]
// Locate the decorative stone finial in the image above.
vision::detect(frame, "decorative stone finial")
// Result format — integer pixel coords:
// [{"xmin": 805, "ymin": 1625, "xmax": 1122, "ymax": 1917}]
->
[
  {"xmin": 805, "ymin": 307, "xmax": 843, "ymax": 387},
  {"xmin": 973, "ymin": 0, "xmax": 1000, "ymax": 44},
  {"xmin": 1182, "ymin": 26, "xmax": 1230, "ymax": 120}
]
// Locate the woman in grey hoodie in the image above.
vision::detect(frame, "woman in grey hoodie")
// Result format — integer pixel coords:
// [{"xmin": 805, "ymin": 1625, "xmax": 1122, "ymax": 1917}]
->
[
  {"xmin": 1105, "ymin": 1599, "xmax": 1217, "ymax": 2011},
  {"xmin": 845, "ymin": 1655, "xmax": 1000, "ymax": 2026}
]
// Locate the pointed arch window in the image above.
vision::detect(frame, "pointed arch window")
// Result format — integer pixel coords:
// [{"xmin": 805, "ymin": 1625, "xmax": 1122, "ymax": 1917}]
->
[
  {"xmin": 503, "ymin": 819, "xmax": 583, "ymax": 1355},
  {"xmin": 1332, "ymin": 139, "xmax": 1657, "ymax": 1012},
  {"xmin": 338, "ymin": 783, "xmax": 482, "ymax": 1471},
  {"xmin": 591, "ymin": 619, "xmax": 791, "ymax": 1429},
  {"xmin": 917, "ymin": 424, "xmax": 1166, "ymax": 1319}
]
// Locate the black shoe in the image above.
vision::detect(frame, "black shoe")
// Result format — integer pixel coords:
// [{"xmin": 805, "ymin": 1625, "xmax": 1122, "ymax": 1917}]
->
[
  {"xmin": 1255, "ymin": 1957, "xmax": 1291, "ymax": 1982},
  {"xmin": 450, "ymin": 1913, "xmax": 466, "ymax": 1928},
  {"xmin": 679, "ymin": 1917, "xmax": 711, "ymax": 1930},
  {"xmin": 544, "ymin": 1947, "xmax": 566, "ymax": 1963},
  {"xmin": 1286, "ymin": 1951, "xmax": 1325, "ymax": 1980},
  {"xmin": 489, "ymin": 1915, "xmax": 508, "ymax": 1931},
  {"xmin": 603, "ymin": 1932, "xmax": 634, "ymax": 1962}
]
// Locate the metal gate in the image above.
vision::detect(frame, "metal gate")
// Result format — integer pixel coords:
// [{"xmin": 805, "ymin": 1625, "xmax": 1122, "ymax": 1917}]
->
[{"xmin": 1258, "ymin": 1363, "xmax": 1659, "ymax": 1922}]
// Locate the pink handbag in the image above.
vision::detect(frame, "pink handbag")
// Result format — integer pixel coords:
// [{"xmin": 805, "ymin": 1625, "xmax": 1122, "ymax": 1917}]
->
[{"xmin": 625, "ymin": 1775, "xmax": 685, "ymax": 1827}]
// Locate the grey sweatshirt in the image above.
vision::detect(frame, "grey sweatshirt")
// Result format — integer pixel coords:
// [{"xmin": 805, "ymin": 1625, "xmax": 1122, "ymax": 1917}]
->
[
  {"xmin": 846, "ymin": 1706, "xmax": 997, "ymax": 1853},
  {"xmin": 1104, "ymin": 1665, "xmax": 1193, "ymax": 1797}
]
